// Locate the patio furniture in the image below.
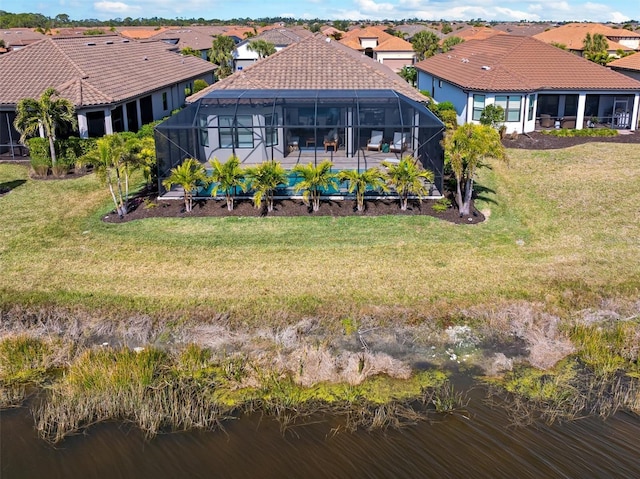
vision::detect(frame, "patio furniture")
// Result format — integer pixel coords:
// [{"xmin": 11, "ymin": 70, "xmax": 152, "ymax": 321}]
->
[
  {"xmin": 560, "ymin": 116, "xmax": 576, "ymax": 129},
  {"xmin": 539, "ymin": 114, "xmax": 553, "ymax": 128},
  {"xmin": 288, "ymin": 135, "xmax": 299, "ymax": 151},
  {"xmin": 323, "ymin": 129, "xmax": 339, "ymax": 151},
  {"xmin": 306, "ymin": 138, "xmax": 316, "ymax": 147},
  {"xmin": 389, "ymin": 132, "xmax": 407, "ymax": 153},
  {"xmin": 366, "ymin": 130, "xmax": 384, "ymax": 151}
]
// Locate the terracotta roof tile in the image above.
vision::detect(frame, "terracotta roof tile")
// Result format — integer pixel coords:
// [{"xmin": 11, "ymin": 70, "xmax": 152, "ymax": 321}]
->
[
  {"xmin": 0, "ymin": 35, "xmax": 216, "ymax": 107},
  {"xmin": 189, "ymin": 34, "xmax": 425, "ymax": 102},
  {"xmin": 534, "ymin": 23, "xmax": 639, "ymax": 52},
  {"xmin": 415, "ymin": 35, "xmax": 640, "ymax": 92},
  {"xmin": 608, "ymin": 52, "xmax": 640, "ymax": 71},
  {"xmin": 339, "ymin": 26, "xmax": 413, "ymax": 52}
]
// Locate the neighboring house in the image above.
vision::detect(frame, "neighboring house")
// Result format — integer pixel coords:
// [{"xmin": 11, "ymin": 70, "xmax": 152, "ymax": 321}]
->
[
  {"xmin": 0, "ymin": 34, "xmax": 216, "ymax": 155},
  {"xmin": 394, "ymin": 24, "xmax": 443, "ymax": 42},
  {"xmin": 145, "ymin": 26, "xmax": 229, "ymax": 60},
  {"xmin": 415, "ymin": 35, "xmax": 640, "ymax": 134},
  {"xmin": 156, "ymin": 34, "xmax": 445, "ymax": 195},
  {"xmin": 0, "ymin": 28, "xmax": 45, "ymax": 52},
  {"xmin": 442, "ymin": 26, "xmax": 506, "ymax": 43},
  {"xmin": 609, "ymin": 53, "xmax": 640, "ymax": 81},
  {"xmin": 533, "ymin": 23, "xmax": 639, "ymax": 57},
  {"xmin": 339, "ymin": 26, "xmax": 416, "ymax": 71},
  {"xmin": 232, "ymin": 28, "xmax": 313, "ymax": 72},
  {"xmin": 491, "ymin": 22, "xmax": 556, "ymax": 37}
]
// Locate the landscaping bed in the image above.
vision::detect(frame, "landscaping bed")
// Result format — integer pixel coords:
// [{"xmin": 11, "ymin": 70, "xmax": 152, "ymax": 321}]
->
[{"xmin": 103, "ymin": 194, "xmax": 484, "ymax": 225}]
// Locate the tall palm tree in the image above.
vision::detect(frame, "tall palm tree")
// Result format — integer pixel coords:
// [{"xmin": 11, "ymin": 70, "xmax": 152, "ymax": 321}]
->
[
  {"xmin": 209, "ymin": 155, "xmax": 246, "ymax": 211},
  {"xmin": 382, "ymin": 156, "xmax": 434, "ymax": 211},
  {"xmin": 13, "ymin": 87, "xmax": 77, "ymax": 167},
  {"xmin": 339, "ymin": 167, "xmax": 389, "ymax": 212},
  {"xmin": 162, "ymin": 158, "xmax": 209, "ymax": 212},
  {"xmin": 244, "ymin": 161, "xmax": 288, "ymax": 213},
  {"xmin": 443, "ymin": 123, "xmax": 506, "ymax": 216},
  {"xmin": 292, "ymin": 160, "xmax": 340, "ymax": 212}
]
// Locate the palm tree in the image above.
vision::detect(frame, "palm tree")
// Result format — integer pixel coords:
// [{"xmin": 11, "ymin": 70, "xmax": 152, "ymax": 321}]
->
[
  {"xmin": 162, "ymin": 158, "xmax": 209, "ymax": 212},
  {"xmin": 13, "ymin": 87, "xmax": 77, "ymax": 168},
  {"xmin": 80, "ymin": 136, "xmax": 128, "ymax": 217},
  {"xmin": 292, "ymin": 160, "xmax": 340, "ymax": 212},
  {"xmin": 339, "ymin": 168, "xmax": 389, "ymax": 212},
  {"xmin": 209, "ymin": 35, "xmax": 236, "ymax": 79},
  {"xmin": 244, "ymin": 161, "xmax": 288, "ymax": 213},
  {"xmin": 247, "ymin": 39, "xmax": 276, "ymax": 59},
  {"xmin": 209, "ymin": 155, "xmax": 246, "ymax": 211},
  {"xmin": 443, "ymin": 123, "xmax": 507, "ymax": 216},
  {"xmin": 382, "ymin": 156, "xmax": 434, "ymax": 211}
]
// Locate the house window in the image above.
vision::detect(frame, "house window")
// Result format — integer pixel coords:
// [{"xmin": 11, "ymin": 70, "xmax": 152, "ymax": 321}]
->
[
  {"xmin": 199, "ymin": 115, "xmax": 209, "ymax": 147},
  {"xmin": 162, "ymin": 92, "xmax": 168, "ymax": 111},
  {"xmin": 495, "ymin": 95, "xmax": 521, "ymax": 122},
  {"xmin": 472, "ymin": 94, "xmax": 485, "ymax": 121},
  {"xmin": 265, "ymin": 113, "xmax": 278, "ymax": 147},
  {"xmin": 438, "ymin": 80, "xmax": 443, "ymax": 88},
  {"xmin": 527, "ymin": 95, "xmax": 535, "ymax": 121},
  {"xmin": 219, "ymin": 115, "xmax": 254, "ymax": 149}
]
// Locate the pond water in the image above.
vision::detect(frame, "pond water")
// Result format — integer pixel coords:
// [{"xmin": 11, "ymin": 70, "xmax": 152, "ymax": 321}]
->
[{"xmin": 3, "ymin": 386, "xmax": 640, "ymax": 479}]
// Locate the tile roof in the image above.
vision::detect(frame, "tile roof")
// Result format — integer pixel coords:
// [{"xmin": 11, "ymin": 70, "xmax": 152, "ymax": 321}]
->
[
  {"xmin": 248, "ymin": 27, "xmax": 314, "ymax": 46},
  {"xmin": 0, "ymin": 35, "xmax": 216, "ymax": 107},
  {"xmin": 414, "ymin": 35, "xmax": 640, "ymax": 92},
  {"xmin": 534, "ymin": 23, "xmax": 640, "ymax": 51},
  {"xmin": 608, "ymin": 52, "xmax": 640, "ymax": 72},
  {"xmin": 444, "ymin": 26, "xmax": 506, "ymax": 42},
  {"xmin": 147, "ymin": 26, "xmax": 230, "ymax": 51},
  {"xmin": 339, "ymin": 26, "xmax": 414, "ymax": 52},
  {"xmin": 189, "ymin": 34, "xmax": 425, "ymax": 102},
  {"xmin": 118, "ymin": 27, "xmax": 169, "ymax": 39},
  {"xmin": 0, "ymin": 28, "xmax": 46, "ymax": 48}
]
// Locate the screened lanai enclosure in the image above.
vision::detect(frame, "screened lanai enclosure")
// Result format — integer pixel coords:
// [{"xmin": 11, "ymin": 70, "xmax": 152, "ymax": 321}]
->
[{"xmin": 154, "ymin": 89, "xmax": 445, "ymax": 197}]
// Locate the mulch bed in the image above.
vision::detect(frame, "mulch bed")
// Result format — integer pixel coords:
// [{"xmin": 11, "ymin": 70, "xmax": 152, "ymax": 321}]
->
[
  {"xmin": 501, "ymin": 130, "xmax": 640, "ymax": 150},
  {"xmin": 103, "ymin": 195, "xmax": 484, "ymax": 225}
]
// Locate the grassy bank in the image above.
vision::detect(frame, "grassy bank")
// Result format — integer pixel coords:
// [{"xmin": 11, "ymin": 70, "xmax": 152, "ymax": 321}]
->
[{"xmin": 1, "ymin": 142, "xmax": 639, "ymax": 324}]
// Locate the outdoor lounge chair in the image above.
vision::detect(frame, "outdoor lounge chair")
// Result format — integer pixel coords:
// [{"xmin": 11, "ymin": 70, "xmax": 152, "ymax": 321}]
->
[
  {"xmin": 366, "ymin": 130, "xmax": 384, "ymax": 151},
  {"xmin": 389, "ymin": 132, "xmax": 407, "ymax": 153},
  {"xmin": 323, "ymin": 129, "xmax": 339, "ymax": 151}
]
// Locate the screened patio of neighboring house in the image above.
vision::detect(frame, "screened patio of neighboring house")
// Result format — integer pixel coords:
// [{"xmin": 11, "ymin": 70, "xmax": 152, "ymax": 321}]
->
[
  {"xmin": 154, "ymin": 89, "xmax": 445, "ymax": 198},
  {"xmin": 535, "ymin": 93, "xmax": 637, "ymax": 130}
]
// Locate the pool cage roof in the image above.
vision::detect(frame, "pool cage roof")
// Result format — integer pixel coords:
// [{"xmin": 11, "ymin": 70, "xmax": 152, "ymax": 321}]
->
[
  {"xmin": 154, "ymin": 89, "xmax": 446, "ymax": 195},
  {"xmin": 157, "ymin": 89, "xmax": 444, "ymax": 130}
]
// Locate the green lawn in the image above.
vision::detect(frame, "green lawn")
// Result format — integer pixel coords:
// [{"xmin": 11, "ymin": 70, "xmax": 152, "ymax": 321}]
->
[{"xmin": 1, "ymin": 142, "xmax": 639, "ymax": 326}]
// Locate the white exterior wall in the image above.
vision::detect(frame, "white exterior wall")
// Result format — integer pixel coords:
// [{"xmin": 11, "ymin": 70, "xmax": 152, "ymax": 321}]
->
[
  {"xmin": 360, "ymin": 38, "xmax": 378, "ymax": 49},
  {"xmin": 201, "ymin": 106, "xmax": 285, "ymax": 164}
]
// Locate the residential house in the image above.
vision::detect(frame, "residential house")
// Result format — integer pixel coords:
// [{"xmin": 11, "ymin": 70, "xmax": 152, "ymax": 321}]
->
[
  {"xmin": 144, "ymin": 26, "xmax": 229, "ymax": 60},
  {"xmin": 415, "ymin": 35, "xmax": 640, "ymax": 134},
  {"xmin": 232, "ymin": 28, "xmax": 314, "ymax": 72},
  {"xmin": 609, "ymin": 53, "xmax": 640, "ymax": 82},
  {"xmin": 0, "ymin": 34, "xmax": 215, "ymax": 156},
  {"xmin": 533, "ymin": 23, "xmax": 639, "ymax": 57},
  {"xmin": 0, "ymin": 28, "xmax": 45, "ymax": 52},
  {"xmin": 442, "ymin": 25, "xmax": 506, "ymax": 43},
  {"xmin": 155, "ymin": 34, "xmax": 445, "ymax": 196},
  {"xmin": 339, "ymin": 26, "xmax": 416, "ymax": 72}
]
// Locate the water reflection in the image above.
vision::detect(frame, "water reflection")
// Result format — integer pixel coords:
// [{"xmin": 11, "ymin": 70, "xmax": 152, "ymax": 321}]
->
[{"xmin": 2, "ymin": 390, "xmax": 640, "ymax": 479}]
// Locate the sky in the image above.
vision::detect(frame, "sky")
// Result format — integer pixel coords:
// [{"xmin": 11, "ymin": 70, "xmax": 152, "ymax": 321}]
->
[{"xmin": 4, "ymin": 0, "xmax": 638, "ymax": 24}]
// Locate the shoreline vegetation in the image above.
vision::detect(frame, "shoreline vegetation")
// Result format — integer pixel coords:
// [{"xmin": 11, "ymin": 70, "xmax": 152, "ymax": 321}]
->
[{"xmin": 1, "ymin": 141, "xmax": 640, "ymax": 441}]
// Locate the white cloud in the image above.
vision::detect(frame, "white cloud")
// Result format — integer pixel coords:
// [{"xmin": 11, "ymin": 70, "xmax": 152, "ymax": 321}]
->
[{"xmin": 94, "ymin": 1, "xmax": 141, "ymax": 15}]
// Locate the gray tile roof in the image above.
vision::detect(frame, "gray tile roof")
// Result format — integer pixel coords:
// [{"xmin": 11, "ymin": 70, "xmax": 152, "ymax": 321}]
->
[
  {"xmin": 189, "ymin": 34, "xmax": 425, "ymax": 102},
  {"xmin": 415, "ymin": 35, "xmax": 640, "ymax": 92},
  {"xmin": 0, "ymin": 35, "xmax": 216, "ymax": 107}
]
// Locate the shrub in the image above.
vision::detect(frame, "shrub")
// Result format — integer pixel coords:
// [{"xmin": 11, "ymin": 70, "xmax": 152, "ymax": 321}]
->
[
  {"xmin": 432, "ymin": 197, "xmax": 452, "ymax": 212},
  {"xmin": 26, "ymin": 137, "xmax": 50, "ymax": 176},
  {"xmin": 541, "ymin": 128, "xmax": 618, "ymax": 138}
]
